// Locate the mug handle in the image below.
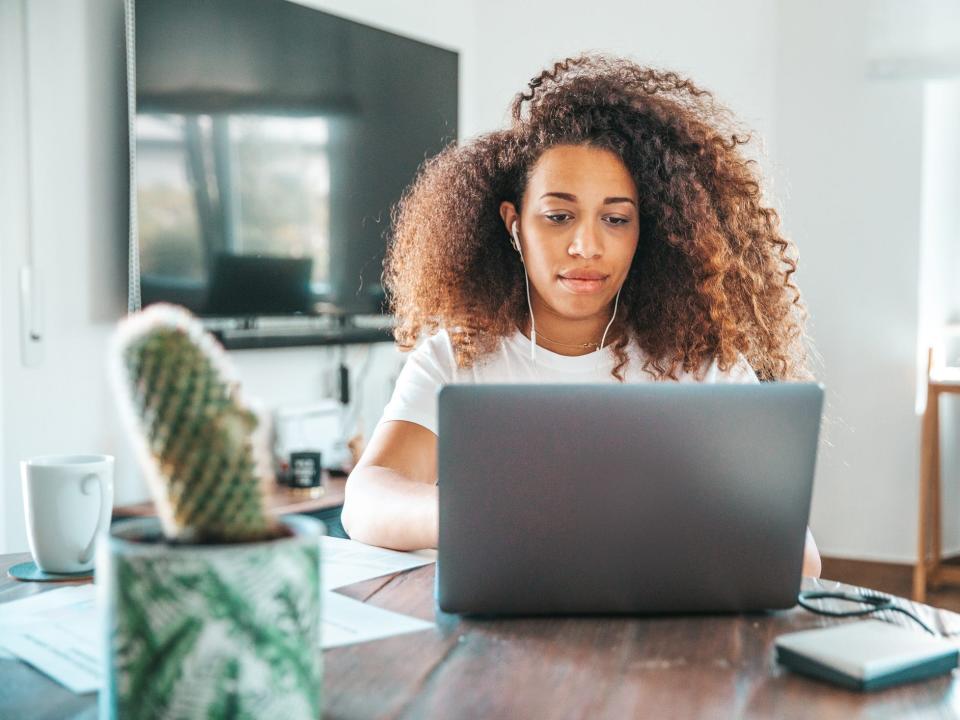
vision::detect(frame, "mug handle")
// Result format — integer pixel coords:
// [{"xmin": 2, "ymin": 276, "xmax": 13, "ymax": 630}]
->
[{"xmin": 78, "ymin": 472, "xmax": 109, "ymax": 565}]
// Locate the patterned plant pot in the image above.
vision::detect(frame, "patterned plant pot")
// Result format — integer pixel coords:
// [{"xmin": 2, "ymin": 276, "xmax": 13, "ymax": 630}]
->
[{"xmin": 97, "ymin": 514, "xmax": 324, "ymax": 720}]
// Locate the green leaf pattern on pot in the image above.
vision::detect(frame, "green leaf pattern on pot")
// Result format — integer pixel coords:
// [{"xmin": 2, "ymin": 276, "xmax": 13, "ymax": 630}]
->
[{"xmin": 107, "ymin": 542, "xmax": 322, "ymax": 719}]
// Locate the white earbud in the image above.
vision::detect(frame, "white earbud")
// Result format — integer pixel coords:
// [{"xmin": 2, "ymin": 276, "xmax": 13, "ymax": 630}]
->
[{"xmin": 510, "ymin": 221, "xmax": 523, "ymax": 259}]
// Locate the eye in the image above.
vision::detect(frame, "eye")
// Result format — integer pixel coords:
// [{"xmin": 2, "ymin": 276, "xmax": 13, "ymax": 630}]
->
[{"xmin": 545, "ymin": 214, "xmax": 631, "ymax": 226}]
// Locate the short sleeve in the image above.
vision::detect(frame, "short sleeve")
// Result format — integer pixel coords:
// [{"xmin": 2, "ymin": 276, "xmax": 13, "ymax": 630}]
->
[
  {"xmin": 711, "ymin": 352, "xmax": 760, "ymax": 384},
  {"xmin": 374, "ymin": 332, "xmax": 455, "ymax": 436},
  {"xmin": 691, "ymin": 352, "xmax": 759, "ymax": 384}
]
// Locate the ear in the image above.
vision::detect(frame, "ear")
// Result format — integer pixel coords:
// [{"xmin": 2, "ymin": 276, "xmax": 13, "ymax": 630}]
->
[
  {"xmin": 499, "ymin": 201, "xmax": 518, "ymax": 236},
  {"xmin": 499, "ymin": 201, "xmax": 523, "ymax": 255}
]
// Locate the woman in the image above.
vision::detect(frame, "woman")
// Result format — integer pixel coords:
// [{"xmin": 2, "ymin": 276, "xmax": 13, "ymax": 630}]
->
[{"xmin": 341, "ymin": 53, "xmax": 821, "ymax": 577}]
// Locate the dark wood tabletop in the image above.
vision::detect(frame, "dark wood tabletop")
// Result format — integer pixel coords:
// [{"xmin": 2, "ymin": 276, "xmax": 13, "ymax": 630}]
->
[
  {"xmin": 111, "ymin": 476, "xmax": 346, "ymax": 520},
  {"xmin": 3, "ymin": 549, "xmax": 960, "ymax": 719}
]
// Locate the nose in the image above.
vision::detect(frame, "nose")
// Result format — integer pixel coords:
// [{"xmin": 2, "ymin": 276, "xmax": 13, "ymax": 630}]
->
[{"xmin": 568, "ymin": 223, "xmax": 603, "ymax": 259}]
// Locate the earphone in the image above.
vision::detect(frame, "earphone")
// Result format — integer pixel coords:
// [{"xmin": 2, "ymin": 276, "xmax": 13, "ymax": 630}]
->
[
  {"xmin": 509, "ymin": 220, "xmax": 524, "ymax": 257},
  {"xmin": 510, "ymin": 220, "xmax": 621, "ymax": 366}
]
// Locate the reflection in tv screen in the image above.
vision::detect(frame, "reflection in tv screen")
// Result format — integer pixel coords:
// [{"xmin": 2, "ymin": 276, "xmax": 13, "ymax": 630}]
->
[
  {"xmin": 134, "ymin": 0, "xmax": 458, "ymax": 318},
  {"xmin": 137, "ymin": 114, "xmax": 330, "ymax": 302}
]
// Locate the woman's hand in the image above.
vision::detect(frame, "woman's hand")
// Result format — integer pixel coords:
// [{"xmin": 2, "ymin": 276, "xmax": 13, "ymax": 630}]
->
[{"xmin": 802, "ymin": 526, "xmax": 821, "ymax": 578}]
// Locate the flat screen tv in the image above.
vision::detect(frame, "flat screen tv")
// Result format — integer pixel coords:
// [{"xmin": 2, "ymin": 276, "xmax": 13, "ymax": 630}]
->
[{"xmin": 131, "ymin": 0, "xmax": 458, "ymax": 319}]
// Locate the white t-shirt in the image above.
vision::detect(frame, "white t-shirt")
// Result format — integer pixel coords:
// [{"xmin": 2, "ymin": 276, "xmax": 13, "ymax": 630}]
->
[{"xmin": 376, "ymin": 328, "xmax": 760, "ymax": 437}]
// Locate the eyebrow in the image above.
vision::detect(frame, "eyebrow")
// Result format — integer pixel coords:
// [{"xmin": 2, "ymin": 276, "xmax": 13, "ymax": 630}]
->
[{"xmin": 540, "ymin": 192, "xmax": 636, "ymax": 207}]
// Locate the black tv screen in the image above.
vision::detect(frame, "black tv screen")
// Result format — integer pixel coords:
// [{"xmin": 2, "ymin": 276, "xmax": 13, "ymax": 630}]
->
[{"xmin": 133, "ymin": 0, "xmax": 458, "ymax": 317}]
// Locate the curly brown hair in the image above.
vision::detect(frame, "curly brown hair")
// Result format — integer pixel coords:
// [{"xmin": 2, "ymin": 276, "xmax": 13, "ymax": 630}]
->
[{"xmin": 382, "ymin": 52, "xmax": 815, "ymax": 382}]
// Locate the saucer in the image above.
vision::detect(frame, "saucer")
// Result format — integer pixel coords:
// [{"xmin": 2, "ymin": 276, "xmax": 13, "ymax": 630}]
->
[{"xmin": 7, "ymin": 560, "xmax": 93, "ymax": 582}]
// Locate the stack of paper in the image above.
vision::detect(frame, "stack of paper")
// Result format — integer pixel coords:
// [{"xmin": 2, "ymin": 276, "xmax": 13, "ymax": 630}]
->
[{"xmin": 0, "ymin": 537, "xmax": 437, "ymax": 694}]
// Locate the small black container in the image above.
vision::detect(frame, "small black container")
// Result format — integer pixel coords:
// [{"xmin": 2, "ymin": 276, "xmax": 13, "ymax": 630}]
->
[{"xmin": 287, "ymin": 450, "xmax": 323, "ymax": 489}]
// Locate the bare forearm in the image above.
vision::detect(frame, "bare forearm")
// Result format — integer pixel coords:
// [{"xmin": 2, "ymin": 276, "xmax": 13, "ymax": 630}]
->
[{"xmin": 340, "ymin": 465, "xmax": 438, "ymax": 551}]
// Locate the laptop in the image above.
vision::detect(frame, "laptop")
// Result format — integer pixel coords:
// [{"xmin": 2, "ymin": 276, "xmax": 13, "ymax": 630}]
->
[{"xmin": 436, "ymin": 382, "xmax": 824, "ymax": 616}]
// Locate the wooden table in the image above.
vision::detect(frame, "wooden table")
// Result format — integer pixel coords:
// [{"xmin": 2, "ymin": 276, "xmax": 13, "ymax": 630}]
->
[
  {"xmin": 3, "ymin": 554, "xmax": 960, "ymax": 720},
  {"xmin": 111, "ymin": 475, "xmax": 346, "ymax": 520}
]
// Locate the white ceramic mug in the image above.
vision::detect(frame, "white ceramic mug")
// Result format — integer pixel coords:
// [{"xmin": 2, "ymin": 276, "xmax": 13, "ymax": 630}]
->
[{"xmin": 21, "ymin": 454, "xmax": 115, "ymax": 573}]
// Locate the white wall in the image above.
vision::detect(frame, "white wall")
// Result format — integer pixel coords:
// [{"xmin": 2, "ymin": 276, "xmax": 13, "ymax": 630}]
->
[
  {"xmin": 470, "ymin": 0, "xmax": 780, "ymax": 182},
  {"xmin": 0, "ymin": 1, "xmax": 19, "ymax": 550},
  {"xmin": 2, "ymin": 0, "xmax": 955, "ymax": 563}
]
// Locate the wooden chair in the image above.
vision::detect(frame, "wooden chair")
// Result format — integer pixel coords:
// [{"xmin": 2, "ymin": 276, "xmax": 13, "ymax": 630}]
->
[{"xmin": 914, "ymin": 337, "xmax": 960, "ymax": 602}]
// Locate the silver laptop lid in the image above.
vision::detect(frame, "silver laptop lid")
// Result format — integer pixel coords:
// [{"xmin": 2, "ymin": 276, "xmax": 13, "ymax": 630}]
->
[{"xmin": 437, "ymin": 382, "xmax": 824, "ymax": 616}]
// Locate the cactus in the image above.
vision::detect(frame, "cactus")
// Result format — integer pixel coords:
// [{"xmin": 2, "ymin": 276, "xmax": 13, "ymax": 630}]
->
[{"xmin": 110, "ymin": 303, "xmax": 286, "ymax": 544}]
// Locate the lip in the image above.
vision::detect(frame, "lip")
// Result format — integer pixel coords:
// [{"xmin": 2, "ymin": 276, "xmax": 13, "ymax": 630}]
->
[
  {"xmin": 558, "ymin": 275, "xmax": 607, "ymax": 294},
  {"xmin": 559, "ymin": 269, "xmax": 608, "ymax": 281}
]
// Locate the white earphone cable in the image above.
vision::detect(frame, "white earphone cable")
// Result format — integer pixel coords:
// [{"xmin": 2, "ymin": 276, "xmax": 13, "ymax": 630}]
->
[
  {"xmin": 523, "ymin": 264, "xmax": 537, "ymax": 362},
  {"xmin": 597, "ymin": 287, "xmax": 621, "ymax": 354},
  {"xmin": 512, "ymin": 221, "xmax": 537, "ymax": 362}
]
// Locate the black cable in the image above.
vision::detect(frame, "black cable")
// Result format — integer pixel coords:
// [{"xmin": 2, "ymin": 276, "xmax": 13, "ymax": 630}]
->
[{"xmin": 798, "ymin": 590, "xmax": 937, "ymax": 636}]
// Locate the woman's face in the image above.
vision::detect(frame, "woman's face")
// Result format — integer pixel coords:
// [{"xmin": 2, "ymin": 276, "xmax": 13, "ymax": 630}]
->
[{"xmin": 500, "ymin": 144, "xmax": 640, "ymax": 323}]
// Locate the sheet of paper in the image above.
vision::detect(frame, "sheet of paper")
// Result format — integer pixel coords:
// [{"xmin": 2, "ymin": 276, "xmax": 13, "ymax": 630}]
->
[
  {"xmin": 0, "ymin": 585, "xmax": 92, "ymax": 619},
  {"xmin": 0, "ymin": 586, "xmax": 95, "ymax": 661},
  {"xmin": 0, "ymin": 584, "xmax": 99, "ymax": 693},
  {"xmin": 321, "ymin": 590, "xmax": 433, "ymax": 649},
  {"xmin": 321, "ymin": 536, "xmax": 435, "ymax": 591},
  {"xmin": 0, "ymin": 542, "xmax": 437, "ymax": 693}
]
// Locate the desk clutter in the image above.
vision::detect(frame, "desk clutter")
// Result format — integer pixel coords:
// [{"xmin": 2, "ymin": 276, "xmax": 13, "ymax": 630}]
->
[{"xmin": 0, "ymin": 535, "xmax": 436, "ymax": 695}]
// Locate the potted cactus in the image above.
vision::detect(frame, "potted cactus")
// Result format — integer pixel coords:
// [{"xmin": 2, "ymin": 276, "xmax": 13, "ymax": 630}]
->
[{"xmin": 100, "ymin": 303, "xmax": 324, "ymax": 719}]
